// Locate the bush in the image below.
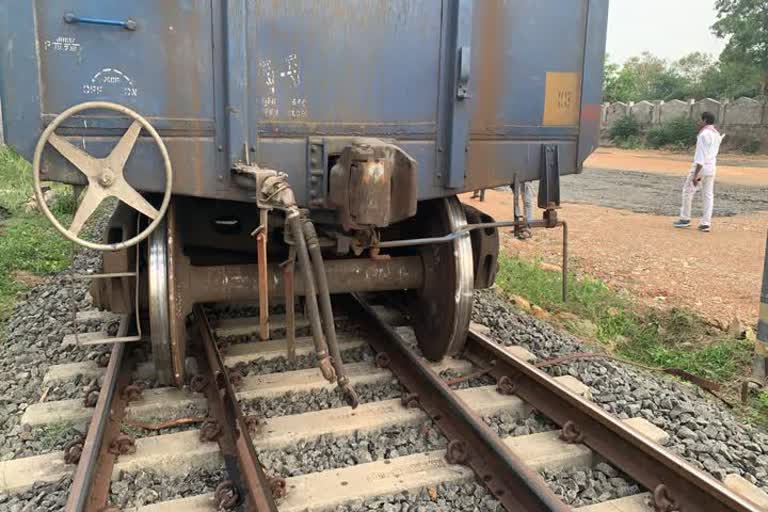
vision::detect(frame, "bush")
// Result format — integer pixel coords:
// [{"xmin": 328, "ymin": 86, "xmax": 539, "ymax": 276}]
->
[
  {"xmin": 742, "ymin": 138, "xmax": 761, "ymax": 154},
  {"xmin": 616, "ymin": 135, "xmax": 642, "ymax": 150},
  {"xmin": 609, "ymin": 115, "xmax": 641, "ymax": 144},
  {"xmin": 647, "ymin": 117, "xmax": 698, "ymax": 149}
]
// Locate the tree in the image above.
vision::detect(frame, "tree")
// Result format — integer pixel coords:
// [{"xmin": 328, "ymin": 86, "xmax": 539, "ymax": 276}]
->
[
  {"xmin": 603, "ymin": 50, "xmax": 764, "ymax": 102},
  {"xmin": 713, "ymin": 0, "xmax": 768, "ymax": 94},
  {"xmin": 603, "ymin": 57, "xmax": 635, "ymax": 103},
  {"xmin": 603, "ymin": 53, "xmax": 687, "ymax": 103},
  {"xmin": 701, "ymin": 58, "xmax": 763, "ymax": 99},
  {"xmin": 672, "ymin": 52, "xmax": 713, "ymax": 99}
]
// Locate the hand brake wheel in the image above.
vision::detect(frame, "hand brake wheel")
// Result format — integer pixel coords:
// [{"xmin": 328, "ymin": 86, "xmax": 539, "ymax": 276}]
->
[{"xmin": 32, "ymin": 101, "xmax": 173, "ymax": 251}]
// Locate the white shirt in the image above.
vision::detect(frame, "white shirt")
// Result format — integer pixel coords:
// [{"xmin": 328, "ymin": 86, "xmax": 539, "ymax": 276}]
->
[{"xmin": 693, "ymin": 126, "xmax": 723, "ymax": 176}]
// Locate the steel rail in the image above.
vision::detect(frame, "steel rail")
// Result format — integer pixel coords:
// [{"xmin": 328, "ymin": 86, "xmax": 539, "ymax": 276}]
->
[
  {"xmin": 193, "ymin": 304, "xmax": 279, "ymax": 512},
  {"xmin": 66, "ymin": 326, "xmax": 133, "ymax": 512},
  {"xmin": 352, "ymin": 295, "xmax": 570, "ymax": 512},
  {"xmin": 464, "ymin": 328, "xmax": 764, "ymax": 512}
]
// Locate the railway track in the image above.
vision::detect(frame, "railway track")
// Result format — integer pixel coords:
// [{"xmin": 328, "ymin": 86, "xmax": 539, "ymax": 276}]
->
[{"xmin": 2, "ymin": 296, "xmax": 768, "ymax": 512}]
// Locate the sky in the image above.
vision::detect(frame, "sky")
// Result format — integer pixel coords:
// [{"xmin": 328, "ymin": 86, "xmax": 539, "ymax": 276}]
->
[{"xmin": 607, "ymin": 0, "xmax": 727, "ymax": 64}]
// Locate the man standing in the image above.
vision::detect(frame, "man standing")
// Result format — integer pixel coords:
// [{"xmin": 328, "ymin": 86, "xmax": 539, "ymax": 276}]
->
[
  {"xmin": 516, "ymin": 181, "xmax": 536, "ymax": 239},
  {"xmin": 471, "ymin": 188, "xmax": 486, "ymax": 201},
  {"xmin": 673, "ymin": 111, "xmax": 724, "ymax": 233}
]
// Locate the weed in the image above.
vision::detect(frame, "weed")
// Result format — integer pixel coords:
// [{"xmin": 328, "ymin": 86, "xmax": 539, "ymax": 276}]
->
[
  {"xmin": 609, "ymin": 115, "xmax": 641, "ymax": 145},
  {"xmin": 749, "ymin": 391, "xmax": 768, "ymax": 429},
  {"xmin": 0, "ymin": 147, "xmax": 33, "ymax": 213},
  {"xmin": 34, "ymin": 422, "xmax": 81, "ymax": 451},
  {"xmin": 616, "ymin": 135, "xmax": 643, "ymax": 150},
  {"xmin": 495, "ymin": 254, "xmax": 752, "ymax": 383},
  {"xmin": 0, "ymin": 146, "xmax": 74, "ymax": 323},
  {"xmin": 647, "ymin": 117, "xmax": 698, "ymax": 149},
  {"xmin": 742, "ymin": 138, "xmax": 761, "ymax": 154},
  {"xmin": 616, "ymin": 333, "xmax": 752, "ymax": 382}
]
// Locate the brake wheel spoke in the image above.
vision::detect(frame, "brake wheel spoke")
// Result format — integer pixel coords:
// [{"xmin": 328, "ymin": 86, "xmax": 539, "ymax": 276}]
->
[
  {"xmin": 47, "ymin": 134, "xmax": 100, "ymax": 178},
  {"xmin": 113, "ymin": 181, "xmax": 160, "ymax": 220},
  {"xmin": 107, "ymin": 120, "xmax": 142, "ymax": 172},
  {"xmin": 69, "ymin": 187, "xmax": 105, "ymax": 236}
]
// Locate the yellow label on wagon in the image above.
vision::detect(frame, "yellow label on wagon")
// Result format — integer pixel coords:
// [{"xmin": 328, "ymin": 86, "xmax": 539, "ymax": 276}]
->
[{"xmin": 542, "ymin": 72, "xmax": 581, "ymax": 127}]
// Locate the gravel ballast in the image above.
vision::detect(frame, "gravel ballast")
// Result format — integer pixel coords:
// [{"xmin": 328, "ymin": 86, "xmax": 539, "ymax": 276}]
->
[
  {"xmin": 109, "ymin": 467, "xmax": 229, "ymax": 510},
  {"xmin": 231, "ymin": 344, "xmax": 375, "ymax": 377},
  {"xmin": 473, "ymin": 289, "xmax": 768, "ymax": 491},
  {"xmin": 242, "ymin": 380, "xmax": 405, "ymax": 418},
  {"xmin": 0, "ymin": 476, "xmax": 72, "ymax": 512},
  {"xmin": 543, "ymin": 463, "xmax": 640, "ymax": 507},
  {"xmin": 5, "ymin": 242, "xmax": 767, "ymax": 511},
  {"xmin": 0, "ymin": 246, "xmax": 110, "ymax": 461}
]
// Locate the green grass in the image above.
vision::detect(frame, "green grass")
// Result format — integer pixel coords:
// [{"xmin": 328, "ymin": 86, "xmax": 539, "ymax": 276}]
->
[
  {"xmin": 0, "ymin": 146, "xmax": 74, "ymax": 322},
  {"xmin": 495, "ymin": 254, "xmax": 753, "ymax": 383},
  {"xmin": 744, "ymin": 390, "xmax": 768, "ymax": 430},
  {"xmin": 0, "ymin": 147, "xmax": 34, "ymax": 213},
  {"xmin": 34, "ymin": 422, "xmax": 79, "ymax": 451}
]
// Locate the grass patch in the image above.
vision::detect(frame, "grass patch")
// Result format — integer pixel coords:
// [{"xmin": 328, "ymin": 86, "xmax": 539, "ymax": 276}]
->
[
  {"xmin": 0, "ymin": 146, "xmax": 75, "ymax": 322},
  {"xmin": 34, "ymin": 422, "xmax": 81, "ymax": 451},
  {"xmin": 495, "ymin": 254, "xmax": 752, "ymax": 383},
  {"xmin": 0, "ymin": 147, "xmax": 35, "ymax": 212},
  {"xmin": 752, "ymin": 392, "xmax": 768, "ymax": 429}
]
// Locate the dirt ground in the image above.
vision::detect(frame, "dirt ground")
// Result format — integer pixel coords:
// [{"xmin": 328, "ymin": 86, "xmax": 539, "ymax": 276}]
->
[
  {"xmin": 464, "ymin": 148, "xmax": 768, "ymax": 326},
  {"xmin": 559, "ymin": 168, "xmax": 768, "ymax": 217},
  {"xmin": 587, "ymin": 147, "xmax": 768, "ymax": 185}
]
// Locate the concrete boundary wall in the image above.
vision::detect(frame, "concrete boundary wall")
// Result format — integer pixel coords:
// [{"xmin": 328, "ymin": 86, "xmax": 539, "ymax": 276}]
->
[
  {"xmin": 601, "ymin": 97, "xmax": 768, "ymax": 149},
  {"xmin": 602, "ymin": 97, "xmax": 768, "ymax": 130}
]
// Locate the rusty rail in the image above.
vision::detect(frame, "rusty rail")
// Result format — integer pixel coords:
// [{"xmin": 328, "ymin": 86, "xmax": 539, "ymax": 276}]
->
[
  {"xmin": 463, "ymin": 328, "xmax": 764, "ymax": 512},
  {"xmin": 193, "ymin": 304, "xmax": 279, "ymax": 511},
  {"xmin": 352, "ymin": 295, "xmax": 570, "ymax": 511},
  {"xmin": 66, "ymin": 328, "xmax": 133, "ymax": 511}
]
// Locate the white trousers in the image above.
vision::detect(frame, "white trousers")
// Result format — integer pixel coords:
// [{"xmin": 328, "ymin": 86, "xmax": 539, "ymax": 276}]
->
[
  {"xmin": 523, "ymin": 182, "xmax": 535, "ymax": 223},
  {"xmin": 680, "ymin": 167, "xmax": 715, "ymax": 226}
]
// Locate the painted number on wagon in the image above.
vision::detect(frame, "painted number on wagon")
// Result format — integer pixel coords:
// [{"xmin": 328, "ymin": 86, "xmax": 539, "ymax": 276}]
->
[
  {"xmin": 82, "ymin": 68, "xmax": 139, "ymax": 98},
  {"xmin": 542, "ymin": 72, "xmax": 581, "ymax": 127}
]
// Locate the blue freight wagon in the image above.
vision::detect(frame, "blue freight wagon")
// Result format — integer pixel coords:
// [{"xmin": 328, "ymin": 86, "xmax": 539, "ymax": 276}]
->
[{"xmin": 0, "ymin": 1, "xmax": 609, "ymax": 387}]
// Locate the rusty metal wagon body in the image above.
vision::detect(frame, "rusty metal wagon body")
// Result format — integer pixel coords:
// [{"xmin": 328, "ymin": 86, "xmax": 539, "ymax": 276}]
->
[{"xmin": 0, "ymin": 1, "xmax": 609, "ymax": 387}]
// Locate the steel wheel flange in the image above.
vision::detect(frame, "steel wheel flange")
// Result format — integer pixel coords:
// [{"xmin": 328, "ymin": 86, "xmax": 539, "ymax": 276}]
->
[
  {"xmin": 148, "ymin": 217, "xmax": 173, "ymax": 385},
  {"xmin": 407, "ymin": 197, "xmax": 474, "ymax": 361}
]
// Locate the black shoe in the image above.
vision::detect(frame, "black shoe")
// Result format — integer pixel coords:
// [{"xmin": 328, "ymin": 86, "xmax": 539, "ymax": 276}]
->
[
  {"xmin": 698, "ymin": 225, "xmax": 711, "ymax": 233},
  {"xmin": 673, "ymin": 219, "xmax": 691, "ymax": 228}
]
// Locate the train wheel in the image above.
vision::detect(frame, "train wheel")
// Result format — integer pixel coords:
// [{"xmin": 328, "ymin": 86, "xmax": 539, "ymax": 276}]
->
[
  {"xmin": 148, "ymin": 217, "xmax": 174, "ymax": 385},
  {"xmin": 408, "ymin": 197, "xmax": 474, "ymax": 361}
]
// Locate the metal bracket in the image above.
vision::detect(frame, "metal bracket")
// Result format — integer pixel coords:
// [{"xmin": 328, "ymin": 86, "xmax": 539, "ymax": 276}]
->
[
  {"xmin": 307, "ymin": 139, "xmax": 327, "ymax": 209},
  {"xmin": 539, "ymin": 145, "xmax": 561, "ymax": 209},
  {"xmin": 457, "ymin": 46, "xmax": 472, "ymax": 99}
]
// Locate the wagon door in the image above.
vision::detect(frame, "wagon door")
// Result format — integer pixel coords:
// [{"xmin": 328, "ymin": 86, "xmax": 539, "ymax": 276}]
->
[
  {"xmin": 466, "ymin": 0, "xmax": 607, "ymax": 190},
  {"xmin": 221, "ymin": 1, "xmax": 469, "ymax": 202},
  {"xmin": 1, "ymin": 1, "xmax": 219, "ymax": 196}
]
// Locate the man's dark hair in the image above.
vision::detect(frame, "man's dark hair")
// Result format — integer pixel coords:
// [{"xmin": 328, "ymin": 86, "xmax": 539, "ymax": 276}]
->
[{"xmin": 701, "ymin": 111, "xmax": 716, "ymax": 125}]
